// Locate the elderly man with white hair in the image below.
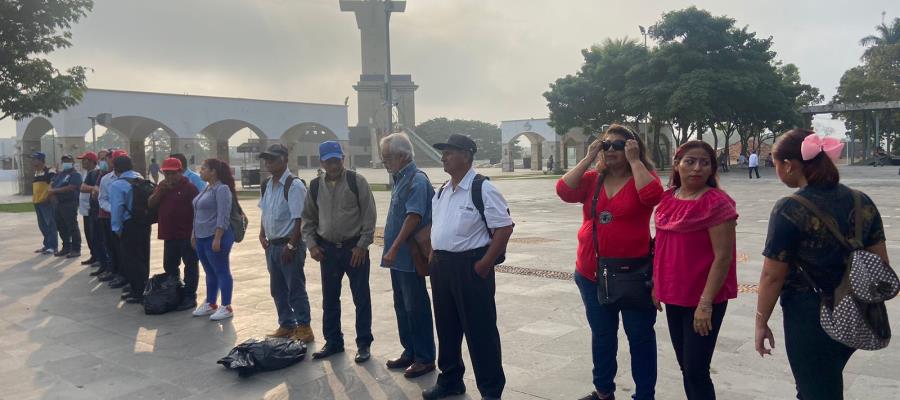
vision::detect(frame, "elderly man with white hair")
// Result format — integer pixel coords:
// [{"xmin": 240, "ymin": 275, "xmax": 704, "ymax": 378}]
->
[{"xmin": 379, "ymin": 132, "xmax": 437, "ymax": 379}]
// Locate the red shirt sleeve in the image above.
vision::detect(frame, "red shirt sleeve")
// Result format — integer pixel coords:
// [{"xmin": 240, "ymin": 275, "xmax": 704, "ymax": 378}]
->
[
  {"xmin": 637, "ymin": 173, "xmax": 664, "ymax": 207},
  {"xmin": 556, "ymin": 170, "xmax": 598, "ymax": 204}
]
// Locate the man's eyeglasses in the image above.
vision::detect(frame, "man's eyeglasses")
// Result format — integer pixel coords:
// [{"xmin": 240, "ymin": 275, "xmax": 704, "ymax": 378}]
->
[{"xmin": 601, "ymin": 140, "xmax": 626, "ymax": 151}]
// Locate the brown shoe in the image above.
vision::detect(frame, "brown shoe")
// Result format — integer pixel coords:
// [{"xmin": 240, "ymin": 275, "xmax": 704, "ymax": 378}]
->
[
  {"xmin": 268, "ymin": 326, "xmax": 293, "ymax": 338},
  {"xmin": 290, "ymin": 324, "xmax": 315, "ymax": 343},
  {"xmin": 386, "ymin": 356, "xmax": 414, "ymax": 369},
  {"xmin": 404, "ymin": 362, "xmax": 435, "ymax": 379}
]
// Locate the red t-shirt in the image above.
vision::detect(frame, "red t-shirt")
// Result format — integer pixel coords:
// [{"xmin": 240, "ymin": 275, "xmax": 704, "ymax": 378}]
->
[
  {"xmin": 155, "ymin": 177, "xmax": 199, "ymax": 240},
  {"xmin": 556, "ymin": 170, "xmax": 664, "ymax": 281},
  {"xmin": 653, "ymin": 188, "xmax": 739, "ymax": 306}
]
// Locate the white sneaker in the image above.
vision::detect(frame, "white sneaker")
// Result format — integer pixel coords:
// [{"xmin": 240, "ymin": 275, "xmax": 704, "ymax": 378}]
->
[
  {"xmin": 192, "ymin": 302, "xmax": 217, "ymax": 317},
  {"xmin": 209, "ymin": 306, "xmax": 233, "ymax": 321}
]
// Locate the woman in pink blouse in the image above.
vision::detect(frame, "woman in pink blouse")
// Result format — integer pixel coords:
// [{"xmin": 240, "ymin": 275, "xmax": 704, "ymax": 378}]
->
[{"xmin": 653, "ymin": 140, "xmax": 738, "ymax": 400}]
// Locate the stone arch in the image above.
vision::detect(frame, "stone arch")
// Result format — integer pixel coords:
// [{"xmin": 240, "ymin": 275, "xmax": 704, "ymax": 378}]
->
[
  {"xmin": 199, "ymin": 119, "xmax": 268, "ymax": 165},
  {"xmin": 504, "ymin": 131, "xmax": 547, "ymax": 172},
  {"xmin": 105, "ymin": 116, "xmax": 180, "ymax": 175},
  {"xmin": 281, "ymin": 122, "xmax": 340, "ymax": 170}
]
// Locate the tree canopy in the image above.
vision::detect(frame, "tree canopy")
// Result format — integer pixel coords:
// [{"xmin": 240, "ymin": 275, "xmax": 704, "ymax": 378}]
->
[
  {"xmin": 413, "ymin": 118, "xmax": 508, "ymax": 163},
  {"xmin": 544, "ymin": 6, "xmax": 821, "ymax": 163},
  {"xmin": 0, "ymin": 0, "xmax": 93, "ymax": 121}
]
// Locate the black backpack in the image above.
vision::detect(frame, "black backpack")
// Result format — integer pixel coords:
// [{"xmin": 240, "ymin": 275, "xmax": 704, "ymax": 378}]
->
[
  {"xmin": 436, "ymin": 174, "xmax": 509, "ymax": 265},
  {"xmin": 125, "ymin": 177, "xmax": 158, "ymax": 225},
  {"xmin": 309, "ymin": 170, "xmax": 359, "ymax": 208},
  {"xmin": 260, "ymin": 175, "xmax": 306, "ymax": 201}
]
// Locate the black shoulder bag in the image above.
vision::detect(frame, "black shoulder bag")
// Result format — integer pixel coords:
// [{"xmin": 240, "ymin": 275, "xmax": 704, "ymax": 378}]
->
[{"xmin": 591, "ymin": 174, "xmax": 655, "ymax": 310}]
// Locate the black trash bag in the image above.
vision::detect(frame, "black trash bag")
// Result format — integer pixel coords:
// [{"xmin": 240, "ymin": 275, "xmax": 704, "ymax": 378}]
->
[
  {"xmin": 143, "ymin": 273, "xmax": 184, "ymax": 315},
  {"xmin": 217, "ymin": 337, "xmax": 307, "ymax": 377}
]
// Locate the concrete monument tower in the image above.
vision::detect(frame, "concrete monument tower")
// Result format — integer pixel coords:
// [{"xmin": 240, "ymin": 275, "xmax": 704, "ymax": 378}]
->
[{"xmin": 340, "ymin": 1, "xmax": 418, "ymax": 165}]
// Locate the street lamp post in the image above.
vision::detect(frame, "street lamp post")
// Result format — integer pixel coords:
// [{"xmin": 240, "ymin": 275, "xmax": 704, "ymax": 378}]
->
[
  {"xmin": 384, "ymin": 0, "xmax": 395, "ymax": 135},
  {"xmin": 639, "ymin": 25, "xmax": 647, "ymax": 47}
]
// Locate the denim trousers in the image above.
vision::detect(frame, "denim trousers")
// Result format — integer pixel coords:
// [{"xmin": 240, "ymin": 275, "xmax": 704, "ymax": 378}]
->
[
  {"xmin": 54, "ymin": 201, "xmax": 81, "ymax": 252},
  {"xmin": 319, "ymin": 242, "xmax": 373, "ymax": 347},
  {"xmin": 390, "ymin": 268, "xmax": 436, "ymax": 363},
  {"xmin": 265, "ymin": 242, "xmax": 311, "ymax": 327},
  {"xmin": 196, "ymin": 230, "xmax": 234, "ymax": 305},
  {"xmin": 34, "ymin": 202, "xmax": 57, "ymax": 251},
  {"xmin": 574, "ymin": 271, "xmax": 657, "ymax": 400}
]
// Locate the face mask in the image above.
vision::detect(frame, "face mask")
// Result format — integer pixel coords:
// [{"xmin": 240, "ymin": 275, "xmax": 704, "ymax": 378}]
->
[
  {"xmin": 61, "ymin": 162, "xmax": 73, "ymax": 170},
  {"xmin": 99, "ymin": 161, "xmax": 108, "ymax": 171}
]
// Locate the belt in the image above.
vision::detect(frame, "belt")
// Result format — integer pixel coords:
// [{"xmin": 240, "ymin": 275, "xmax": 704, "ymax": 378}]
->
[
  {"xmin": 269, "ymin": 237, "xmax": 290, "ymax": 246},
  {"xmin": 433, "ymin": 246, "xmax": 489, "ymax": 259},
  {"xmin": 319, "ymin": 236, "xmax": 360, "ymax": 249}
]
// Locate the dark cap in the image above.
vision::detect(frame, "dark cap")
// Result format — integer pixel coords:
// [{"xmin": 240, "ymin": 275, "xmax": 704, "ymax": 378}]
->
[
  {"xmin": 259, "ymin": 143, "xmax": 289, "ymax": 160},
  {"xmin": 29, "ymin": 152, "xmax": 46, "ymax": 161},
  {"xmin": 60, "ymin": 154, "xmax": 74, "ymax": 161},
  {"xmin": 433, "ymin": 133, "xmax": 477, "ymax": 154}
]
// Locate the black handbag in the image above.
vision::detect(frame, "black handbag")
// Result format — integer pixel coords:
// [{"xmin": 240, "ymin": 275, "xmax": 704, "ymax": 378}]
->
[{"xmin": 590, "ymin": 174, "xmax": 655, "ymax": 310}]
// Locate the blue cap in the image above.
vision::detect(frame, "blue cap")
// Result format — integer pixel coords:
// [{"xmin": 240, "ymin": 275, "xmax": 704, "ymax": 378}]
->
[
  {"xmin": 30, "ymin": 152, "xmax": 46, "ymax": 161},
  {"xmin": 319, "ymin": 141, "xmax": 344, "ymax": 161}
]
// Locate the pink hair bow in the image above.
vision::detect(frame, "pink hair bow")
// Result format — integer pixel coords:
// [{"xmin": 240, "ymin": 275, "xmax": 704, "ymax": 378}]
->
[{"xmin": 801, "ymin": 134, "xmax": 843, "ymax": 161}]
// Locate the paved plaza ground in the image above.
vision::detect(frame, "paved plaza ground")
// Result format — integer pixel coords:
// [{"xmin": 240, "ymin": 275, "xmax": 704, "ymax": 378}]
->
[{"xmin": 1, "ymin": 165, "xmax": 899, "ymax": 399}]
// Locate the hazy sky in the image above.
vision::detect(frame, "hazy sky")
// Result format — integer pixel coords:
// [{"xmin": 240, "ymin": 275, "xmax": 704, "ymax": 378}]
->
[{"xmin": 3, "ymin": 0, "xmax": 897, "ymax": 139}]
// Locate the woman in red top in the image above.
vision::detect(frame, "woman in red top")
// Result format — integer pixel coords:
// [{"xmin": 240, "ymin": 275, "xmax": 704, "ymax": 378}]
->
[
  {"xmin": 557, "ymin": 125, "xmax": 663, "ymax": 400},
  {"xmin": 653, "ymin": 140, "xmax": 737, "ymax": 400}
]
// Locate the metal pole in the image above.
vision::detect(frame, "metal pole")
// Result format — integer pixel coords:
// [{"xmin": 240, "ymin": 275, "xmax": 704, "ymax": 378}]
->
[
  {"xmin": 89, "ymin": 117, "xmax": 97, "ymax": 152},
  {"xmin": 384, "ymin": 0, "xmax": 394, "ymax": 135}
]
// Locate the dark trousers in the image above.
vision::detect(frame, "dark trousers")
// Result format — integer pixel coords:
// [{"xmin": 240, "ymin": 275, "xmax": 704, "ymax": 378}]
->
[
  {"xmin": 163, "ymin": 239, "xmax": 199, "ymax": 298},
  {"xmin": 101, "ymin": 218, "xmax": 122, "ymax": 276},
  {"xmin": 781, "ymin": 292, "xmax": 855, "ymax": 400},
  {"xmin": 575, "ymin": 271, "xmax": 657, "ymax": 400},
  {"xmin": 120, "ymin": 219, "xmax": 151, "ymax": 295},
  {"xmin": 83, "ymin": 216, "xmax": 96, "ymax": 259},
  {"xmin": 391, "ymin": 268, "xmax": 436, "ymax": 363},
  {"xmin": 748, "ymin": 166, "xmax": 760, "ymax": 179},
  {"xmin": 91, "ymin": 216, "xmax": 111, "ymax": 268},
  {"xmin": 431, "ymin": 249, "xmax": 505, "ymax": 398},
  {"xmin": 320, "ymin": 242, "xmax": 373, "ymax": 347},
  {"xmin": 54, "ymin": 201, "xmax": 81, "ymax": 252},
  {"xmin": 665, "ymin": 302, "xmax": 728, "ymax": 400}
]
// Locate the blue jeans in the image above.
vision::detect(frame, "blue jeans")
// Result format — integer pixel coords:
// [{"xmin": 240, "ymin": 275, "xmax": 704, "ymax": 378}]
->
[
  {"xmin": 265, "ymin": 242, "xmax": 311, "ymax": 327},
  {"xmin": 34, "ymin": 202, "xmax": 57, "ymax": 251},
  {"xmin": 390, "ymin": 268, "xmax": 436, "ymax": 363},
  {"xmin": 320, "ymin": 242, "xmax": 373, "ymax": 347},
  {"xmin": 196, "ymin": 230, "xmax": 234, "ymax": 306},
  {"xmin": 574, "ymin": 271, "xmax": 657, "ymax": 400}
]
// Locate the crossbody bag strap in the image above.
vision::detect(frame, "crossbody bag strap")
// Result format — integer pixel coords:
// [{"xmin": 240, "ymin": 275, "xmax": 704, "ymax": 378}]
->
[
  {"xmin": 851, "ymin": 190, "xmax": 864, "ymax": 249},
  {"xmin": 591, "ymin": 174, "xmax": 605, "ymax": 279},
  {"xmin": 789, "ymin": 194, "xmax": 853, "ymax": 250}
]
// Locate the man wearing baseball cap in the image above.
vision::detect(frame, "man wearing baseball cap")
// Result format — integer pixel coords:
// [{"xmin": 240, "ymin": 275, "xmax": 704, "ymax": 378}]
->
[
  {"xmin": 148, "ymin": 157, "xmax": 201, "ymax": 310},
  {"xmin": 302, "ymin": 140, "xmax": 377, "ymax": 362},
  {"xmin": 76, "ymin": 151, "xmax": 101, "ymax": 266},
  {"xmin": 49, "ymin": 154, "xmax": 83, "ymax": 258},
  {"xmin": 423, "ymin": 133, "xmax": 514, "ymax": 400},
  {"xmin": 97, "ymin": 149, "xmax": 129, "ymax": 288},
  {"xmin": 30, "ymin": 152, "xmax": 57, "ymax": 255}
]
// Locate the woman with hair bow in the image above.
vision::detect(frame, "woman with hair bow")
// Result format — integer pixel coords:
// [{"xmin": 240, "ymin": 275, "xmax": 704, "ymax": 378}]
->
[{"xmin": 755, "ymin": 129, "xmax": 891, "ymax": 399}]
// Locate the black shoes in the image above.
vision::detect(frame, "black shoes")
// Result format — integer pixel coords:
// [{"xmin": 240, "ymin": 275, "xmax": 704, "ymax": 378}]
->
[
  {"xmin": 354, "ymin": 346, "xmax": 371, "ymax": 363},
  {"xmin": 54, "ymin": 249, "xmax": 70, "ymax": 257},
  {"xmin": 312, "ymin": 343, "xmax": 345, "ymax": 360},
  {"xmin": 66, "ymin": 252, "xmax": 81, "ymax": 259},
  {"xmin": 176, "ymin": 297, "xmax": 198, "ymax": 312},
  {"xmin": 422, "ymin": 384, "xmax": 466, "ymax": 400},
  {"xmin": 578, "ymin": 391, "xmax": 614, "ymax": 400},
  {"xmin": 90, "ymin": 268, "xmax": 106, "ymax": 277},
  {"xmin": 124, "ymin": 295, "xmax": 143, "ymax": 304},
  {"xmin": 81, "ymin": 258, "xmax": 96, "ymax": 265},
  {"xmin": 97, "ymin": 272, "xmax": 115, "ymax": 282},
  {"xmin": 109, "ymin": 278, "xmax": 128, "ymax": 289}
]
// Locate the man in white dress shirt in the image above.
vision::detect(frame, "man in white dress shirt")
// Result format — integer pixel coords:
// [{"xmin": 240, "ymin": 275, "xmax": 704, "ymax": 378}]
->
[
  {"xmin": 748, "ymin": 150, "xmax": 760, "ymax": 179},
  {"xmin": 422, "ymin": 134, "xmax": 514, "ymax": 400}
]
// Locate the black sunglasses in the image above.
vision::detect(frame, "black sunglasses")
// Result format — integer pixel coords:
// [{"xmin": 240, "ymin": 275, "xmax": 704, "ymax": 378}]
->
[{"xmin": 601, "ymin": 140, "xmax": 626, "ymax": 151}]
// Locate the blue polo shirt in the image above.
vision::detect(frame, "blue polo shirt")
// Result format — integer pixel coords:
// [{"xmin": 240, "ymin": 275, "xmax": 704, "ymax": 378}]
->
[
  {"xmin": 51, "ymin": 168, "xmax": 83, "ymax": 204},
  {"xmin": 185, "ymin": 168, "xmax": 207, "ymax": 191},
  {"xmin": 381, "ymin": 162, "xmax": 433, "ymax": 272}
]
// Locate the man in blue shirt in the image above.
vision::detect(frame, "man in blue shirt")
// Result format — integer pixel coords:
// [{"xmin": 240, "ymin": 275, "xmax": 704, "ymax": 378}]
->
[
  {"xmin": 109, "ymin": 156, "xmax": 151, "ymax": 304},
  {"xmin": 49, "ymin": 154, "xmax": 83, "ymax": 258},
  {"xmin": 379, "ymin": 133, "xmax": 437, "ymax": 378},
  {"xmin": 169, "ymin": 153, "xmax": 207, "ymax": 191}
]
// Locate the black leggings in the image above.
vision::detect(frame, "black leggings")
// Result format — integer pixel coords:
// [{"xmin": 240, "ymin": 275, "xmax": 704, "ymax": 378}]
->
[{"xmin": 665, "ymin": 302, "xmax": 727, "ymax": 400}]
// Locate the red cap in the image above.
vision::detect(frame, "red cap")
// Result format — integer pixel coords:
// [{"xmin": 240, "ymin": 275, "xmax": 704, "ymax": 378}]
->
[
  {"xmin": 111, "ymin": 150, "xmax": 128, "ymax": 160},
  {"xmin": 160, "ymin": 157, "xmax": 183, "ymax": 172},
  {"xmin": 76, "ymin": 151, "xmax": 98, "ymax": 162}
]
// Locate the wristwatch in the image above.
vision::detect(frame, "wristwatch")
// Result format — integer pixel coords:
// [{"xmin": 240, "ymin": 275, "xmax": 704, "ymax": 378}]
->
[{"xmin": 287, "ymin": 242, "xmax": 296, "ymax": 251}]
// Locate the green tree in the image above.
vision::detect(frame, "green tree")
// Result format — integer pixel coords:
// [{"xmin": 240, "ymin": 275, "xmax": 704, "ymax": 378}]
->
[
  {"xmin": 413, "ymin": 118, "xmax": 505, "ymax": 163},
  {"xmin": 0, "ymin": 0, "xmax": 93, "ymax": 121}
]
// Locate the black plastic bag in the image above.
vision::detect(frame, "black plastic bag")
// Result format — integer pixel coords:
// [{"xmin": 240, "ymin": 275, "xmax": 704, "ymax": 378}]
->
[
  {"xmin": 218, "ymin": 337, "xmax": 307, "ymax": 377},
  {"xmin": 143, "ymin": 273, "xmax": 184, "ymax": 315}
]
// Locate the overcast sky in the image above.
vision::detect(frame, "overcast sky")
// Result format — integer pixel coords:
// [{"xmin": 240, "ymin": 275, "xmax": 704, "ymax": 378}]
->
[{"xmin": 3, "ymin": 0, "xmax": 898, "ymax": 139}]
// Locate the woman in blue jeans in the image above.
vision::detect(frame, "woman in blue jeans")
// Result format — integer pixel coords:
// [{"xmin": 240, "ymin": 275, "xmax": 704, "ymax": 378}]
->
[
  {"xmin": 557, "ymin": 125, "xmax": 664, "ymax": 400},
  {"xmin": 191, "ymin": 158, "xmax": 235, "ymax": 321}
]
